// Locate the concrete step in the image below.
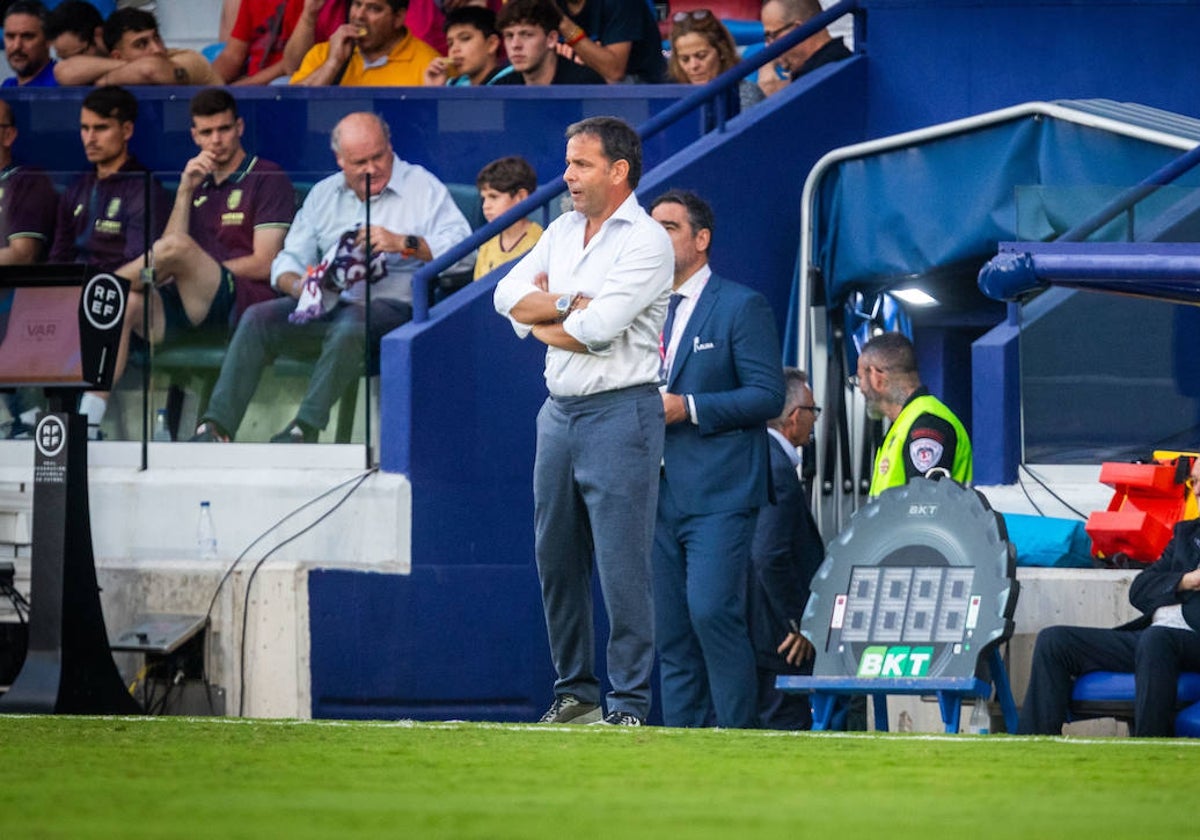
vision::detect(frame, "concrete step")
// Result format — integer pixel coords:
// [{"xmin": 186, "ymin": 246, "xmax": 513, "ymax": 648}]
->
[{"xmin": 0, "ymin": 488, "xmax": 31, "ymax": 548}]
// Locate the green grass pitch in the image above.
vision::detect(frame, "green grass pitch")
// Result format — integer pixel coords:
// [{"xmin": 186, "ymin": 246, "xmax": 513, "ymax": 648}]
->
[{"xmin": 1, "ymin": 716, "xmax": 1195, "ymax": 838}]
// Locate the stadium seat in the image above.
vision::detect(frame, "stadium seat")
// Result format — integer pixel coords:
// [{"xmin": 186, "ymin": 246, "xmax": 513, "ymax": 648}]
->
[
  {"xmin": 1069, "ymin": 671, "xmax": 1200, "ymax": 737},
  {"xmin": 153, "ymin": 346, "xmax": 363, "ymax": 444}
]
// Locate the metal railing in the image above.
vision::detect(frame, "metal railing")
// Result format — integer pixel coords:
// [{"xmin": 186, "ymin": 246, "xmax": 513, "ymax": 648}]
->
[{"xmin": 410, "ymin": 0, "xmax": 863, "ymax": 323}]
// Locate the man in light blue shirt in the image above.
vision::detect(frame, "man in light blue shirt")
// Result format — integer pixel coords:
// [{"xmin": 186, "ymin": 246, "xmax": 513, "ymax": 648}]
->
[{"xmin": 192, "ymin": 111, "xmax": 472, "ymax": 443}]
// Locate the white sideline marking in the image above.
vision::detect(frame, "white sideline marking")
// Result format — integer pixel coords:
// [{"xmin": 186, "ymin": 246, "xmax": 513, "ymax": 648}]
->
[{"xmin": 4, "ymin": 714, "xmax": 1200, "ymax": 746}]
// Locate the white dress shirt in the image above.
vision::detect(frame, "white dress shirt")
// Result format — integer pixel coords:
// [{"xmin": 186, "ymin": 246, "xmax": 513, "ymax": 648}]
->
[
  {"xmin": 662, "ymin": 264, "xmax": 711, "ymax": 378},
  {"xmin": 272, "ymin": 155, "xmax": 472, "ymax": 305},
  {"xmin": 768, "ymin": 426, "xmax": 802, "ymax": 471},
  {"xmin": 494, "ymin": 191, "xmax": 674, "ymax": 397}
]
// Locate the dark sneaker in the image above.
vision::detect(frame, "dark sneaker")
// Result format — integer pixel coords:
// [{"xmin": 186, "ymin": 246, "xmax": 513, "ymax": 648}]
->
[
  {"xmin": 270, "ymin": 420, "xmax": 318, "ymax": 443},
  {"xmin": 6, "ymin": 418, "xmax": 33, "ymax": 440},
  {"xmin": 189, "ymin": 421, "xmax": 230, "ymax": 442},
  {"xmin": 590, "ymin": 711, "xmax": 643, "ymax": 726},
  {"xmin": 538, "ymin": 694, "xmax": 602, "ymax": 724}
]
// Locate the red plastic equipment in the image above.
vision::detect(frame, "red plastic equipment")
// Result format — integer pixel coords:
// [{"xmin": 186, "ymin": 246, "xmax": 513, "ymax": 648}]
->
[{"xmin": 1085, "ymin": 452, "xmax": 1198, "ymax": 564}]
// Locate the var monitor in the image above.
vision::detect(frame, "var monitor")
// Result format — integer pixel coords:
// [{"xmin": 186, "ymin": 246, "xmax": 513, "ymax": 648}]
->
[{"xmin": 0, "ymin": 265, "xmax": 127, "ymax": 391}]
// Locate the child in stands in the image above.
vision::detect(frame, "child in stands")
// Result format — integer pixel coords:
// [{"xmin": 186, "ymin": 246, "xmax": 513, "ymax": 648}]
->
[{"xmin": 473, "ymin": 155, "xmax": 541, "ymax": 280}]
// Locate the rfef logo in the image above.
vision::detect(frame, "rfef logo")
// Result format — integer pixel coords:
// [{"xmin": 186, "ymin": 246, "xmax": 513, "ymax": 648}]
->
[
  {"xmin": 83, "ymin": 273, "xmax": 124, "ymax": 331},
  {"xmin": 857, "ymin": 645, "xmax": 934, "ymax": 677},
  {"xmin": 36, "ymin": 415, "xmax": 66, "ymax": 459}
]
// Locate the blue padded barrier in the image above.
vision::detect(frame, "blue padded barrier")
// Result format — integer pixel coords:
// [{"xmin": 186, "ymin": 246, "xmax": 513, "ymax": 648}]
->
[
  {"xmin": 1175, "ymin": 702, "xmax": 1200, "ymax": 737},
  {"xmin": 1070, "ymin": 671, "xmax": 1200, "ymax": 737}
]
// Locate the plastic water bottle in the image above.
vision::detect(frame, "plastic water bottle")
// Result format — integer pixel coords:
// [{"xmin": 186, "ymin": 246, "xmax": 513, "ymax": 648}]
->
[
  {"xmin": 197, "ymin": 501, "xmax": 217, "ymax": 561},
  {"xmin": 152, "ymin": 408, "xmax": 171, "ymax": 441},
  {"xmin": 967, "ymin": 699, "xmax": 990, "ymax": 735}
]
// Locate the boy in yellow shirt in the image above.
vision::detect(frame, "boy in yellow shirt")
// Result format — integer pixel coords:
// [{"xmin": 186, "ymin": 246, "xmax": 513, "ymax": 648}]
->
[{"xmin": 474, "ymin": 155, "xmax": 542, "ymax": 280}]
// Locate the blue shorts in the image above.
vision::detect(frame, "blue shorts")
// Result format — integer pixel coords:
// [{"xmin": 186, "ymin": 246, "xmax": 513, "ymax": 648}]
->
[{"xmin": 158, "ymin": 266, "xmax": 237, "ymax": 345}]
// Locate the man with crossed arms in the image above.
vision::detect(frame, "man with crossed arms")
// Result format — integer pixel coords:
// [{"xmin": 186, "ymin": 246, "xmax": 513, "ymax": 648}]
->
[{"xmin": 494, "ymin": 116, "xmax": 673, "ymax": 726}]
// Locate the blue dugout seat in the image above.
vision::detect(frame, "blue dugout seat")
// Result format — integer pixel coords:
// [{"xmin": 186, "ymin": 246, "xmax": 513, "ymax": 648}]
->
[{"xmin": 1069, "ymin": 671, "xmax": 1200, "ymax": 737}]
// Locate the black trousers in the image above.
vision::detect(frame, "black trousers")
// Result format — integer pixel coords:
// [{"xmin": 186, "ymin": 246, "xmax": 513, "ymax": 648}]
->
[{"xmin": 1019, "ymin": 624, "xmax": 1200, "ymax": 737}]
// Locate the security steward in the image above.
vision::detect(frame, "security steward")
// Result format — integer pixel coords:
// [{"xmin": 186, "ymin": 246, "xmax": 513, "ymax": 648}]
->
[{"xmin": 855, "ymin": 332, "xmax": 972, "ymax": 497}]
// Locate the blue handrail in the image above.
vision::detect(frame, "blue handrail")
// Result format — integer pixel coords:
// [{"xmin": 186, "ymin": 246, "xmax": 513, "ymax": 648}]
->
[
  {"xmin": 978, "ymin": 141, "xmax": 1200, "ymax": 301},
  {"xmin": 410, "ymin": 0, "xmax": 862, "ymax": 323}
]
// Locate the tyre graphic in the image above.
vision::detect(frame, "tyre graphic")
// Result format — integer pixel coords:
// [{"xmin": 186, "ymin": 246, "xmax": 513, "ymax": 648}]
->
[{"xmin": 804, "ymin": 478, "xmax": 1018, "ymax": 681}]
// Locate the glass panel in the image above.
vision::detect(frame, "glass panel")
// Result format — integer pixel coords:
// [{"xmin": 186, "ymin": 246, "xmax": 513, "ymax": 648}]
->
[
  {"xmin": 1015, "ymin": 184, "xmax": 1200, "ymax": 463},
  {"xmin": 145, "ymin": 168, "xmax": 375, "ymax": 446},
  {"xmin": 1, "ymin": 168, "xmax": 156, "ymax": 443}
]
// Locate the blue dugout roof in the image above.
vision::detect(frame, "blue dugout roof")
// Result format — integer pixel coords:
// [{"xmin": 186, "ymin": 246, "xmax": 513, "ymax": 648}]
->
[{"xmin": 797, "ymin": 99, "xmax": 1200, "ymax": 338}]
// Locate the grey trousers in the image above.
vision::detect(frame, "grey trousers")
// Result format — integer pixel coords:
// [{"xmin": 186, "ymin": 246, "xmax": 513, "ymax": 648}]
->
[
  {"xmin": 203, "ymin": 295, "xmax": 411, "ymax": 436},
  {"xmin": 532, "ymin": 383, "xmax": 664, "ymax": 719}
]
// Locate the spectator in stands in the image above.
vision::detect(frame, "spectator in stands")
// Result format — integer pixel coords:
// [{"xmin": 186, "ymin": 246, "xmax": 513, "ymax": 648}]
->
[
  {"xmin": 493, "ymin": 0, "xmax": 603, "ymax": 86},
  {"xmin": 47, "ymin": 85, "xmax": 170, "ymax": 438},
  {"xmin": 856, "ymin": 331, "xmax": 972, "ymax": 497},
  {"xmin": 473, "ymin": 155, "xmax": 540, "ymax": 280},
  {"xmin": 0, "ymin": 95, "xmax": 59, "ymax": 438},
  {"xmin": 749, "ymin": 367, "xmax": 825, "ymax": 730},
  {"xmin": 758, "ymin": 0, "xmax": 851, "ymax": 97},
  {"xmin": 1019, "ymin": 460, "xmax": 1200, "ymax": 737},
  {"xmin": 48, "ymin": 85, "xmax": 169, "ymax": 275},
  {"xmin": 54, "ymin": 7, "xmax": 222, "ymax": 85},
  {"xmin": 493, "ymin": 116, "xmax": 674, "ymax": 726},
  {"xmin": 667, "ymin": 9, "xmax": 763, "ymax": 115},
  {"xmin": 0, "ymin": 98, "xmax": 57, "ymax": 264},
  {"xmin": 3, "ymin": 1, "xmax": 57, "ymax": 87},
  {"xmin": 283, "ymin": 0, "xmax": 466, "ymax": 64},
  {"xmin": 649, "ymin": 189, "xmax": 785, "ymax": 729},
  {"xmin": 212, "ymin": 0, "xmax": 306, "ymax": 85},
  {"xmin": 83, "ymin": 88, "xmax": 296, "ymax": 436},
  {"xmin": 220, "ymin": 0, "xmax": 242, "ymax": 42},
  {"xmin": 45, "ymin": 1, "xmax": 107, "ymax": 61},
  {"xmin": 190, "ymin": 112, "xmax": 471, "ymax": 443},
  {"xmin": 550, "ymin": 0, "xmax": 665, "ymax": 83},
  {"xmin": 290, "ymin": 0, "xmax": 438, "ymax": 86},
  {"xmin": 422, "ymin": 6, "xmax": 512, "ymax": 86}
]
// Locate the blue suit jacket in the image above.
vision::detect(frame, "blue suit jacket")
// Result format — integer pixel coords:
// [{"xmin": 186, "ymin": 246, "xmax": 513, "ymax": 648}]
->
[
  {"xmin": 661, "ymin": 273, "xmax": 785, "ymax": 515},
  {"xmin": 748, "ymin": 434, "xmax": 826, "ymax": 671}
]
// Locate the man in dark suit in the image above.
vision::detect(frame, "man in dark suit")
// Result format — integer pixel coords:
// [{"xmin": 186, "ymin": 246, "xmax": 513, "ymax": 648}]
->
[
  {"xmin": 1019, "ymin": 455, "xmax": 1200, "ymax": 736},
  {"xmin": 650, "ymin": 189, "xmax": 785, "ymax": 728},
  {"xmin": 749, "ymin": 367, "xmax": 825, "ymax": 729}
]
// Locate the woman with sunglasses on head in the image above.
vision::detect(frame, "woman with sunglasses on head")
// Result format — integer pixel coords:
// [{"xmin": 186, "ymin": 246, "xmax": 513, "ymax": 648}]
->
[{"xmin": 667, "ymin": 9, "xmax": 763, "ymax": 116}]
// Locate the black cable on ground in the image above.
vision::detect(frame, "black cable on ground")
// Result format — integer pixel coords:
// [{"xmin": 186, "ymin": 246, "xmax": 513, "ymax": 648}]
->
[{"xmin": 236, "ymin": 467, "xmax": 378, "ymax": 716}]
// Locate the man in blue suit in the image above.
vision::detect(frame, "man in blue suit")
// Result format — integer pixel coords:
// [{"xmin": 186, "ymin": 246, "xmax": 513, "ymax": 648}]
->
[
  {"xmin": 649, "ymin": 190, "xmax": 785, "ymax": 728},
  {"xmin": 749, "ymin": 367, "xmax": 825, "ymax": 729}
]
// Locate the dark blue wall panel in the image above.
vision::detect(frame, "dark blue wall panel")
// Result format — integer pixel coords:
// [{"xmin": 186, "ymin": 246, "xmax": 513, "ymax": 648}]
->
[
  {"xmin": 863, "ymin": 0, "xmax": 1200, "ymax": 137},
  {"xmin": 309, "ymin": 566, "xmax": 556, "ymax": 721}
]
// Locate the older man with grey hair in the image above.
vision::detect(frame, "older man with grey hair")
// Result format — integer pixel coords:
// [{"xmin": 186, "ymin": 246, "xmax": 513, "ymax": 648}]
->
[
  {"xmin": 192, "ymin": 111, "xmax": 471, "ymax": 443},
  {"xmin": 749, "ymin": 367, "xmax": 825, "ymax": 728}
]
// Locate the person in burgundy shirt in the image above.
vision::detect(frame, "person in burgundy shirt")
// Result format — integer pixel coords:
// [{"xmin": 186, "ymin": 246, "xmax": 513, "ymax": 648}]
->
[
  {"xmin": 117, "ymin": 87, "xmax": 294, "ymax": 347},
  {"xmin": 75, "ymin": 87, "xmax": 295, "ymax": 436},
  {"xmin": 0, "ymin": 99, "xmax": 57, "ymax": 265},
  {"xmin": 47, "ymin": 85, "xmax": 169, "ymax": 435},
  {"xmin": 49, "ymin": 85, "xmax": 169, "ymax": 274},
  {"xmin": 0, "ymin": 95, "xmax": 58, "ymax": 438}
]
